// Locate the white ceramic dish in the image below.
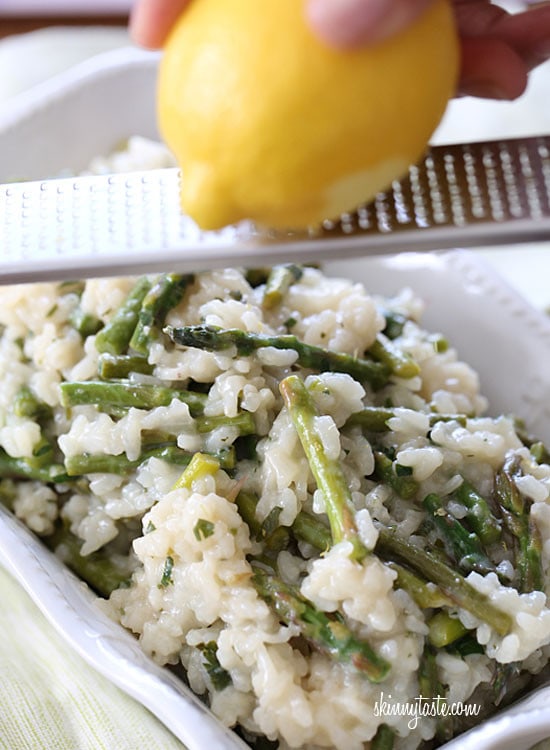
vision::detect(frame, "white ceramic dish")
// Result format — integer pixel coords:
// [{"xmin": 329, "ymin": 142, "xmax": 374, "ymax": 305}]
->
[
  {"xmin": 2, "ymin": 44, "xmax": 550, "ymax": 750},
  {"xmin": 0, "ymin": 250, "xmax": 549, "ymax": 750}
]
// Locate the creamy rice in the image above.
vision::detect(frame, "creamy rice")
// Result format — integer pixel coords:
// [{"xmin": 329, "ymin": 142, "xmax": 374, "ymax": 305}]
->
[{"xmin": 1, "ymin": 139, "xmax": 550, "ymax": 750}]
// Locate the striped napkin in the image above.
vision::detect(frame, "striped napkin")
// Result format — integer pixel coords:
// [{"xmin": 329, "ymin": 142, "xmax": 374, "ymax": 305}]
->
[{"xmin": 0, "ymin": 566, "xmax": 186, "ymax": 750}]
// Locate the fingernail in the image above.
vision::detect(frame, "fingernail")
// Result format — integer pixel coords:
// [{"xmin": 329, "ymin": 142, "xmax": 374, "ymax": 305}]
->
[{"xmin": 307, "ymin": 0, "xmax": 397, "ymax": 47}]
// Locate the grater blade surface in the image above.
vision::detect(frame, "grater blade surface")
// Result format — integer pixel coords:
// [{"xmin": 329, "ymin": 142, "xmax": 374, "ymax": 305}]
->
[{"xmin": 1, "ymin": 135, "xmax": 550, "ymax": 283}]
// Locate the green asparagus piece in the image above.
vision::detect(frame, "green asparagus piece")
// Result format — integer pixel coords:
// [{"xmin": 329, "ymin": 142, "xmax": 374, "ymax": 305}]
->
[
  {"xmin": 346, "ymin": 407, "xmax": 467, "ymax": 433},
  {"xmin": 97, "ymin": 353, "xmax": 154, "ymax": 379},
  {"xmin": 418, "ymin": 645, "xmax": 453, "ymax": 742},
  {"xmin": 51, "ymin": 527, "xmax": 131, "ymax": 597},
  {"xmin": 494, "ymin": 460, "xmax": 544, "ymax": 593},
  {"xmin": 372, "ymin": 451, "xmax": 418, "ymax": 500},
  {"xmin": 292, "ymin": 510, "xmax": 332, "ymax": 552},
  {"xmin": 195, "ymin": 411, "xmax": 256, "ymax": 435},
  {"xmin": 60, "ymin": 380, "xmax": 207, "ymax": 416},
  {"xmin": 166, "ymin": 325, "xmax": 390, "ymax": 390},
  {"xmin": 129, "ymin": 273, "xmax": 194, "ymax": 355},
  {"xmin": 0, "ymin": 448, "xmax": 67, "ymax": 484},
  {"xmin": 13, "ymin": 386, "xmax": 53, "ymax": 421},
  {"xmin": 423, "ymin": 493, "xmax": 495, "ymax": 575},
  {"xmin": 514, "ymin": 418, "xmax": 550, "ymax": 464},
  {"xmin": 234, "ymin": 491, "xmax": 332, "ymax": 552},
  {"xmin": 64, "ymin": 445, "xmax": 235, "ymax": 476},
  {"xmin": 453, "ymin": 479, "xmax": 502, "ymax": 546},
  {"xmin": 251, "ymin": 564, "xmax": 390, "ymax": 682},
  {"xmin": 69, "ymin": 307, "xmax": 103, "ymax": 338},
  {"xmin": 368, "ymin": 334, "xmax": 420, "ymax": 379},
  {"xmin": 235, "ymin": 491, "xmax": 263, "ymax": 538},
  {"xmin": 95, "ymin": 277, "xmax": 152, "ymax": 355},
  {"xmin": 428, "ymin": 610, "xmax": 469, "ymax": 648},
  {"xmin": 386, "ymin": 561, "xmax": 452, "ymax": 609},
  {"xmin": 371, "ymin": 724, "xmax": 395, "ymax": 750},
  {"xmin": 245, "ymin": 268, "xmax": 270, "ymax": 288},
  {"xmin": 530, "ymin": 441, "xmax": 550, "ymax": 464},
  {"xmin": 262, "ymin": 264, "xmax": 303, "ymax": 309},
  {"xmin": 172, "ymin": 452, "xmax": 220, "ymax": 490},
  {"xmin": 448, "ymin": 635, "xmax": 484, "ymax": 657},
  {"xmin": 491, "ymin": 662, "xmax": 521, "ymax": 706},
  {"xmin": 280, "ymin": 375, "xmax": 367, "ymax": 561},
  {"xmin": 376, "ymin": 526, "xmax": 512, "ymax": 635}
]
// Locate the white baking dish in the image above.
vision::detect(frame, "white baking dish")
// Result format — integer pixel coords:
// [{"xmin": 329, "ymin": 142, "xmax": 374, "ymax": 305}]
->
[{"xmin": 0, "ymin": 46, "xmax": 160, "ymax": 182}]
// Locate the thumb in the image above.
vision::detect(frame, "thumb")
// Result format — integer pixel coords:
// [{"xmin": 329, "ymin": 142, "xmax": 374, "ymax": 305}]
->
[{"xmin": 306, "ymin": 0, "xmax": 436, "ymax": 48}]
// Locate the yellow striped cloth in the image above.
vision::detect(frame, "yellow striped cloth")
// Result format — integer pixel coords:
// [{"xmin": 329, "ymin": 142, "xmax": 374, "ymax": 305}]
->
[{"xmin": 0, "ymin": 566, "xmax": 186, "ymax": 750}]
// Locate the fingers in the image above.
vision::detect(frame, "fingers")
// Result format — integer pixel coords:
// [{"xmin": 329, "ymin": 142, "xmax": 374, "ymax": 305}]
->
[
  {"xmin": 453, "ymin": 1, "xmax": 550, "ymax": 99},
  {"xmin": 129, "ymin": 0, "xmax": 192, "ymax": 48},
  {"xmin": 482, "ymin": 4, "xmax": 550, "ymax": 71},
  {"xmin": 306, "ymin": 0, "xmax": 435, "ymax": 47},
  {"xmin": 458, "ymin": 36, "xmax": 528, "ymax": 99}
]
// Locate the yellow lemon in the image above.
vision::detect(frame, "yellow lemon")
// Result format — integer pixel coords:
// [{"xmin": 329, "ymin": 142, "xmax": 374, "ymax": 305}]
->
[{"xmin": 158, "ymin": 0, "xmax": 459, "ymax": 230}]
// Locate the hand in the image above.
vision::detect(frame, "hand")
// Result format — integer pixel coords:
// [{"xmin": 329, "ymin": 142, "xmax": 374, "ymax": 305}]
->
[{"xmin": 130, "ymin": 0, "xmax": 550, "ymax": 100}]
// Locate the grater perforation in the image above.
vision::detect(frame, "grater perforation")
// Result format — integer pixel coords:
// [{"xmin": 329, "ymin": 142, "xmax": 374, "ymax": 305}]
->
[{"xmin": 1, "ymin": 134, "xmax": 550, "ymax": 283}]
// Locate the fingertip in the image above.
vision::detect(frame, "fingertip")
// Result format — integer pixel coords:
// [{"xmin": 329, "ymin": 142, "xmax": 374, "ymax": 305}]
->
[
  {"xmin": 306, "ymin": 0, "xmax": 436, "ymax": 48},
  {"xmin": 130, "ymin": 0, "xmax": 190, "ymax": 49}
]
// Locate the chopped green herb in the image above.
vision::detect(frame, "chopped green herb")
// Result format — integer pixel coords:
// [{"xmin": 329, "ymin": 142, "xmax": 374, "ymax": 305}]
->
[
  {"xmin": 194, "ymin": 518, "xmax": 215, "ymax": 540},
  {"xmin": 158, "ymin": 555, "xmax": 175, "ymax": 588},
  {"xmin": 197, "ymin": 641, "xmax": 232, "ymax": 691}
]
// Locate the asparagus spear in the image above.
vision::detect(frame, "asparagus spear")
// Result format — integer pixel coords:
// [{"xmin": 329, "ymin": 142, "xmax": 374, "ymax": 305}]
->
[
  {"xmin": 69, "ymin": 307, "xmax": 103, "ymax": 338},
  {"xmin": 95, "ymin": 277, "xmax": 152, "ymax": 355},
  {"xmin": 385, "ymin": 561, "xmax": 452, "ymax": 609},
  {"xmin": 371, "ymin": 724, "xmax": 395, "ymax": 750},
  {"xmin": 372, "ymin": 451, "xmax": 418, "ymax": 500},
  {"xmin": 13, "ymin": 386, "xmax": 53, "ymax": 421},
  {"xmin": 166, "ymin": 325, "xmax": 390, "ymax": 390},
  {"xmin": 235, "ymin": 491, "xmax": 332, "ymax": 553},
  {"xmin": 494, "ymin": 460, "xmax": 543, "ymax": 593},
  {"xmin": 262, "ymin": 264, "xmax": 303, "ymax": 309},
  {"xmin": 346, "ymin": 407, "xmax": 467, "ymax": 433},
  {"xmin": 172, "ymin": 452, "xmax": 220, "ymax": 490},
  {"xmin": 376, "ymin": 526, "xmax": 512, "ymax": 635},
  {"xmin": 0, "ymin": 448, "xmax": 67, "ymax": 484},
  {"xmin": 64, "ymin": 445, "xmax": 235, "ymax": 476},
  {"xmin": 292, "ymin": 510, "xmax": 332, "ymax": 552},
  {"xmin": 97, "ymin": 353, "xmax": 154, "ymax": 379},
  {"xmin": 422, "ymin": 493, "xmax": 495, "ymax": 575},
  {"xmin": 195, "ymin": 412, "xmax": 255, "ymax": 435},
  {"xmin": 50, "ymin": 526, "xmax": 131, "ymax": 597},
  {"xmin": 453, "ymin": 479, "xmax": 502, "ymax": 547},
  {"xmin": 60, "ymin": 380, "xmax": 207, "ymax": 417},
  {"xmin": 368, "ymin": 334, "xmax": 420, "ymax": 379},
  {"xmin": 251, "ymin": 563, "xmax": 390, "ymax": 682},
  {"xmin": 129, "ymin": 273, "xmax": 194, "ymax": 355},
  {"xmin": 418, "ymin": 645, "xmax": 454, "ymax": 742},
  {"xmin": 280, "ymin": 374, "xmax": 367, "ymax": 561},
  {"xmin": 235, "ymin": 490, "xmax": 263, "ymax": 538},
  {"xmin": 428, "ymin": 610, "xmax": 469, "ymax": 648}
]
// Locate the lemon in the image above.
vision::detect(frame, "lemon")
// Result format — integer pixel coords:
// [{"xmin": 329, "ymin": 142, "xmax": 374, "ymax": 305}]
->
[{"xmin": 158, "ymin": 0, "xmax": 459, "ymax": 230}]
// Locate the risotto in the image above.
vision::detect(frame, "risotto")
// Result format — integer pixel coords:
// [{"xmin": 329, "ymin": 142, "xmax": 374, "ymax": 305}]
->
[{"xmin": 1, "ymin": 139, "xmax": 550, "ymax": 750}]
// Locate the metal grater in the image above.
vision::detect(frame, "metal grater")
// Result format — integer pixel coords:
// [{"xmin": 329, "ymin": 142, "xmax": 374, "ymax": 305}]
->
[{"xmin": 1, "ymin": 134, "xmax": 550, "ymax": 283}]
